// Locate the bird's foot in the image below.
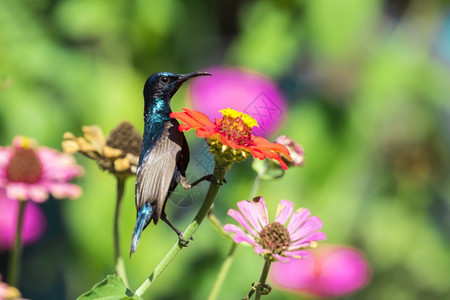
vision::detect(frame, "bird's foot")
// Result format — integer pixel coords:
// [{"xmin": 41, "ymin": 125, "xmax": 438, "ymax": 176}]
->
[
  {"xmin": 178, "ymin": 233, "xmax": 194, "ymax": 247},
  {"xmin": 204, "ymin": 174, "xmax": 227, "ymax": 186},
  {"xmin": 179, "ymin": 173, "xmax": 227, "ymax": 189}
]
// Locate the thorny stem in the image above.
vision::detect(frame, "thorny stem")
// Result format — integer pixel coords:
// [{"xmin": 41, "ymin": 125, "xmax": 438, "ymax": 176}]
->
[
  {"xmin": 114, "ymin": 176, "xmax": 129, "ymax": 287},
  {"xmin": 7, "ymin": 200, "xmax": 26, "ymax": 287},
  {"xmin": 134, "ymin": 160, "xmax": 229, "ymax": 297}
]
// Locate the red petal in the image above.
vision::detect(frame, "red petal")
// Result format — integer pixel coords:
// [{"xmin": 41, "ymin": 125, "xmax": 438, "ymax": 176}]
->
[
  {"xmin": 252, "ymin": 136, "xmax": 292, "ymax": 159},
  {"xmin": 170, "ymin": 108, "xmax": 214, "ymax": 130}
]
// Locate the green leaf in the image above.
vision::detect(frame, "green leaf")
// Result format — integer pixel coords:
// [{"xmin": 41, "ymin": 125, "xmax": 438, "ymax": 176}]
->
[{"xmin": 77, "ymin": 275, "xmax": 142, "ymax": 300}]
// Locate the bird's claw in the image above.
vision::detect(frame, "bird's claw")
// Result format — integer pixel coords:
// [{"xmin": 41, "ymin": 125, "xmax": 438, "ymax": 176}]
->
[
  {"xmin": 178, "ymin": 233, "xmax": 194, "ymax": 247},
  {"xmin": 206, "ymin": 174, "xmax": 227, "ymax": 186}
]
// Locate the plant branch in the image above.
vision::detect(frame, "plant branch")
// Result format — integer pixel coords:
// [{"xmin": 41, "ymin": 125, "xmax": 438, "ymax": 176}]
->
[
  {"xmin": 8, "ymin": 200, "xmax": 26, "ymax": 287},
  {"xmin": 114, "ymin": 176, "xmax": 129, "ymax": 287},
  {"xmin": 254, "ymin": 260, "xmax": 272, "ymax": 300}
]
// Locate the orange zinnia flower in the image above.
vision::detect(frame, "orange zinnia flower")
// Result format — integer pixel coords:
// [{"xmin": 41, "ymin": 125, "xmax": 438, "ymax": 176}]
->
[{"xmin": 170, "ymin": 108, "xmax": 291, "ymax": 170}]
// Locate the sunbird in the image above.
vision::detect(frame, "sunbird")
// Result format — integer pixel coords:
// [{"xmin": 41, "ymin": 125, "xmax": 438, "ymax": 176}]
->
[{"xmin": 130, "ymin": 71, "xmax": 213, "ymax": 256}]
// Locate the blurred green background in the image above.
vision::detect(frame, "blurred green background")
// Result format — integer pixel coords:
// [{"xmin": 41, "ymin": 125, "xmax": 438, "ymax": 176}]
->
[{"xmin": 1, "ymin": 0, "xmax": 449, "ymax": 299}]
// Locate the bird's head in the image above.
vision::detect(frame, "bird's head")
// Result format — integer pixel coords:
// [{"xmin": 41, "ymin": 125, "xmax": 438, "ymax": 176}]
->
[{"xmin": 143, "ymin": 71, "xmax": 211, "ymax": 102}]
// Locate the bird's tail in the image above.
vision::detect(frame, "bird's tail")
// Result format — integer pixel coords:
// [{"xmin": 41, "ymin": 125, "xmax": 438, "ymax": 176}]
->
[{"xmin": 130, "ymin": 203, "xmax": 154, "ymax": 257}]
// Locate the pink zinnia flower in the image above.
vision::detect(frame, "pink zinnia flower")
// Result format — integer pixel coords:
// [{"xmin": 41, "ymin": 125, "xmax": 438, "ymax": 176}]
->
[
  {"xmin": 0, "ymin": 136, "xmax": 84, "ymax": 202},
  {"xmin": 224, "ymin": 197, "xmax": 326, "ymax": 262},
  {"xmin": 0, "ymin": 191, "xmax": 47, "ymax": 249},
  {"xmin": 270, "ymin": 244, "xmax": 371, "ymax": 297}
]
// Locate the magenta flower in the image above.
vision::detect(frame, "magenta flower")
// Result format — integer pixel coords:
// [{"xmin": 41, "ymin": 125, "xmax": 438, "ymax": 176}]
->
[
  {"xmin": 270, "ymin": 244, "xmax": 371, "ymax": 297},
  {"xmin": 188, "ymin": 66, "xmax": 287, "ymax": 137},
  {"xmin": 224, "ymin": 197, "xmax": 326, "ymax": 262},
  {"xmin": 0, "ymin": 191, "xmax": 47, "ymax": 249},
  {"xmin": 0, "ymin": 136, "xmax": 84, "ymax": 202}
]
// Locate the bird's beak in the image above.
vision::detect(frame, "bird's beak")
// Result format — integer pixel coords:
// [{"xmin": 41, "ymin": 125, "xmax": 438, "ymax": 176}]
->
[
  {"xmin": 177, "ymin": 71, "xmax": 212, "ymax": 84},
  {"xmin": 168, "ymin": 72, "xmax": 211, "ymax": 98}
]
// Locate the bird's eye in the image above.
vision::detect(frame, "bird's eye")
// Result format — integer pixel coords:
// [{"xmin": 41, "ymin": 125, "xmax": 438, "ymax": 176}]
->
[{"xmin": 160, "ymin": 76, "xmax": 170, "ymax": 84}]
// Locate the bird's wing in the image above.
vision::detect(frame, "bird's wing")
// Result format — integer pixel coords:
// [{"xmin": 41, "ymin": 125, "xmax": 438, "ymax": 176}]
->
[
  {"xmin": 175, "ymin": 119, "xmax": 190, "ymax": 176},
  {"xmin": 135, "ymin": 120, "xmax": 183, "ymax": 224}
]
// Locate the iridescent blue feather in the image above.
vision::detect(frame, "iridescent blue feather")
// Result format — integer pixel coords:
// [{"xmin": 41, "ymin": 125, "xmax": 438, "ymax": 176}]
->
[{"xmin": 130, "ymin": 203, "xmax": 153, "ymax": 256}]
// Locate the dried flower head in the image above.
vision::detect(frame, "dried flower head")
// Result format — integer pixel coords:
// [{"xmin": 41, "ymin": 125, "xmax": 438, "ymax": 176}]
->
[{"xmin": 62, "ymin": 121, "xmax": 142, "ymax": 178}]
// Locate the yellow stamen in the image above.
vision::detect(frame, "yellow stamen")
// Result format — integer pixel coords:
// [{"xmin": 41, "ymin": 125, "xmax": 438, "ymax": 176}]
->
[
  {"xmin": 219, "ymin": 108, "xmax": 258, "ymax": 128},
  {"xmin": 18, "ymin": 136, "xmax": 36, "ymax": 149}
]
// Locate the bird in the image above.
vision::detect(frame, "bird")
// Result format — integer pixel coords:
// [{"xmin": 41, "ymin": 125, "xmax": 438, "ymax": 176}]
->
[{"xmin": 130, "ymin": 71, "xmax": 214, "ymax": 256}]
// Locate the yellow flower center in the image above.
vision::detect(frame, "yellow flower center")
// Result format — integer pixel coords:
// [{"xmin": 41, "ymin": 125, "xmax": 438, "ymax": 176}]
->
[
  {"xmin": 219, "ymin": 108, "xmax": 258, "ymax": 128},
  {"xmin": 217, "ymin": 109, "xmax": 258, "ymax": 147}
]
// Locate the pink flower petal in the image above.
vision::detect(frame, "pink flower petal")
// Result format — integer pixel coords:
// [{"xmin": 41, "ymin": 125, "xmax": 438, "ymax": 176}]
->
[
  {"xmin": 274, "ymin": 199, "xmax": 294, "ymax": 225},
  {"xmin": 0, "ymin": 148, "xmax": 11, "ymax": 173},
  {"xmin": 290, "ymin": 217, "xmax": 324, "ymax": 242},
  {"xmin": 227, "ymin": 208, "xmax": 258, "ymax": 236},
  {"xmin": 6, "ymin": 183, "xmax": 28, "ymax": 201},
  {"xmin": 289, "ymin": 232, "xmax": 327, "ymax": 250},
  {"xmin": 237, "ymin": 200, "xmax": 262, "ymax": 232},
  {"xmin": 287, "ymin": 208, "xmax": 311, "ymax": 234},
  {"xmin": 38, "ymin": 149, "xmax": 84, "ymax": 181},
  {"xmin": 28, "ymin": 185, "xmax": 49, "ymax": 203},
  {"xmin": 224, "ymin": 224, "xmax": 259, "ymax": 247},
  {"xmin": 47, "ymin": 182, "xmax": 82, "ymax": 200},
  {"xmin": 253, "ymin": 244, "xmax": 265, "ymax": 254},
  {"xmin": 254, "ymin": 197, "xmax": 269, "ymax": 227},
  {"xmin": 273, "ymin": 254, "xmax": 291, "ymax": 263},
  {"xmin": 284, "ymin": 250, "xmax": 311, "ymax": 260}
]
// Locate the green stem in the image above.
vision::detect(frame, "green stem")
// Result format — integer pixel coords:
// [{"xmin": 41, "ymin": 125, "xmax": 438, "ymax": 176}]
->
[
  {"xmin": 207, "ymin": 209, "xmax": 232, "ymax": 239},
  {"xmin": 207, "ymin": 242, "xmax": 237, "ymax": 300},
  {"xmin": 114, "ymin": 176, "xmax": 129, "ymax": 287},
  {"xmin": 207, "ymin": 174, "xmax": 262, "ymax": 300},
  {"xmin": 249, "ymin": 175, "xmax": 261, "ymax": 200},
  {"xmin": 7, "ymin": 200, "xmax": 26, "ymax": 287},
  {"xmin": 254, "ymin": 260, "xmax": 272, "ymax": 300},
  {"xmin": 134, "ymin": 161, "xmax": 229, "ymax": 297}
]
